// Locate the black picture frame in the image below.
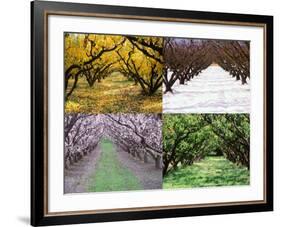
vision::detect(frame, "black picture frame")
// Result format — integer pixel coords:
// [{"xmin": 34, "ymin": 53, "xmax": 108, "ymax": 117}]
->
[{"xmin": 31, "ymin": 0, "xmax": 274, "ymax": 226}]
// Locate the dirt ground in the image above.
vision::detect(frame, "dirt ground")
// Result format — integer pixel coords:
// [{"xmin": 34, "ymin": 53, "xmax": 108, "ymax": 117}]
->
[
  {"xmin": 64, "ymin": 145, "xmax": 102, "ymax": 194},
  {"xmin": 64, "ymin": 143, "xmax": 162, "ymax": 194},
  {"xmin": 116, "ymin": 148, "xmax": 162, "ymax": 190}
]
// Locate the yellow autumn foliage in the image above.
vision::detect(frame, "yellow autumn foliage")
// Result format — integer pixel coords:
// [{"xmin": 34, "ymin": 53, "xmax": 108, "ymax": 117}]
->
[{"xmin": 65, "ymin": 33, "xmax": 163, "ymax": 81}]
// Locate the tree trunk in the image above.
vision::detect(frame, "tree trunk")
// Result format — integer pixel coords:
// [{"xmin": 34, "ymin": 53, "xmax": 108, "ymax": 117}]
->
[
  {"xmin": 69, "ymin": 156, "xmax": 74, "ymax": 165},
  {"xmin": 155, "ymin": 155, "xmax": 162, "ymax": 169},
  {"xmin": 164, "ymin": 84, "xmax": 173, "ymax": 93},
  {"xmin": 131, "ymin": 150, "xmax": 136, "ymax": 158},
  {"xmin": 143, "ymin": 152, "xmax": 148, "ymax": 163},
  {"xmin": 65, "ymin": 73, "xmax": 80, "ymax": 100},
  {"xmin": 74, "ymin": 154, "xmax": 78, "ymax": 163},
  {"xmin": 65, "ymin": 159, "xmax": 70, "ymax": 169},
  {"xmin": 136, "ymin": 151, "xmax": 142, "ymax": 161},
  {"xmin": 241, "ymin": 76, "xmax": 247, "ymax": 85},
  {"xmin": 236, "ymin": 74, "xmax": 240, "ymax": 81},
  {"xmin": 162, "ymin": 162, "xmax": 169, "ymax": 176},
  {"xmin": 179, "ymin": 76, "xmax": 185, "ymax": 85}
]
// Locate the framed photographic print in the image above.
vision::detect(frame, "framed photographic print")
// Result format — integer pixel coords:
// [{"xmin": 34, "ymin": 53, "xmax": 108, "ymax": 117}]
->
[{"xmin": 31, "ymin": 0, "xmax": 273, "ymax": 226}]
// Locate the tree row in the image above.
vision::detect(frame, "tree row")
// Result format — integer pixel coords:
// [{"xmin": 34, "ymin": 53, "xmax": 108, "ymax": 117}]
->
[
  {"xmin": 163, "ymin": 39, "xmax": 250, "ymax": 93},
  {"xmin": 64, "ymin": 114, "xmax": 162, "ymax": 169},
  {"xmin": 64, "ymin": 34, "xmax": 163, "ymax": 99},
  {"xmin": 163, "ymin": 114, "xmax": 250, "ymax": 176}
]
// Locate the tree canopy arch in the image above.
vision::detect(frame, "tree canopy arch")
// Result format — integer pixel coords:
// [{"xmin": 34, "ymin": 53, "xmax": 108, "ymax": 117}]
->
[
  {"xmin": 162, "ymin": 114, "xmax": 250, "ymax": 176},
  {"xmin": 163, "ymin": 38, "xmax": 250, "ymax": 93},
  {"xmin": 64, "ymin": 114, "xmax": 163, "ymax": 170},
  {"xmin": 64, "ymin": 33, "xmax": 164, "ymax": 99}
]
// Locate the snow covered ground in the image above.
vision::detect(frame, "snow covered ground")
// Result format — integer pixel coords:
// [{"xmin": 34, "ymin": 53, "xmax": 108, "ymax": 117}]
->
[{"xmin": 163, "ymin": 65, "xmax": 250, "ymax": 113}]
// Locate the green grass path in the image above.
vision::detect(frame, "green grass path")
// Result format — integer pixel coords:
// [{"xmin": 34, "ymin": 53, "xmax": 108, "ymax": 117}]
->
[
  {"xmin": 163, "ymin": 156, "xmax": 250, "ymax": 189},
  {"xmin": 87, "ymin": 139, "xmax": 142, "ymax": 192}
]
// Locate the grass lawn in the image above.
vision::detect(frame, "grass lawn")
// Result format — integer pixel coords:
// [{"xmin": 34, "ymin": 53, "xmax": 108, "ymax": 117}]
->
[
  {"xmin": 65, "ymin": 72, "xmax": 162, "ymax": 113},
  {"xmin": 163, "ymin": 156, "xmax": 250, "ymax": 189},
  {"xmin": 87, "ymin": 139, "xmax": 142, "ymax": 192}
]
